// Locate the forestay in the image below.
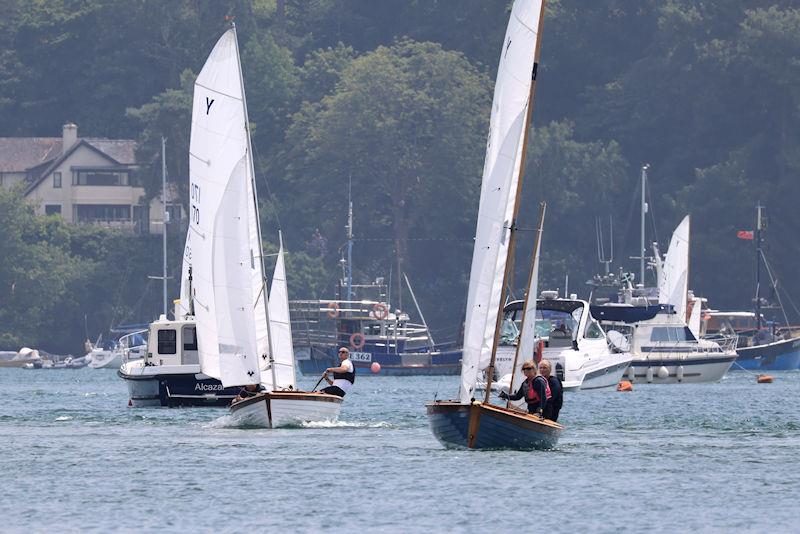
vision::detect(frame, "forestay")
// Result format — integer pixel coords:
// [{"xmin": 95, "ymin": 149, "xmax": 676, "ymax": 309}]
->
[
  {"xmin": 459, "ymin": 0, "xmax": 543, "ymax": 403},
  {"xmin": 659, "ymin": 215, "xmax": 690, "ymax": 321},
  {"xmin": 182, "ymin": 28, "xmax": 261, "ymax": 387},
  {"xmin": 261, "ymin": 235, "xmax": 297, "ymax": 390}
]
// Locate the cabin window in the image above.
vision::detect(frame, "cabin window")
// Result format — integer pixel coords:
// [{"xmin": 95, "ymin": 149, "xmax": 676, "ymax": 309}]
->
[
  {"xmin": 45, "ymin": 204, "xmax": 61, "ymax": 216},
  {"xmin": 53, "ymin": 172, "xmax": 62, "ymax": 188},
  {"xmin": 157, "ymin": 329, "xmax": 177, "ymax": 354},
  {"xmin": 183, "ymin": 326, "xmax": 198, "ymax": 350},
  {"xmin": 584, "ymin": 320, "xmax": 604, "ymax": 339},
  {"xmin": 650, "ymin": 327, "xmax": 694, "ymax": 342}
]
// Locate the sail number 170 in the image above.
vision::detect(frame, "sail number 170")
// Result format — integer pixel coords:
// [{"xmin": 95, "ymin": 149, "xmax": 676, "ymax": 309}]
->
[{"xmin": 190, "ymin": 183, "xmax": 201, "ymax": 224}]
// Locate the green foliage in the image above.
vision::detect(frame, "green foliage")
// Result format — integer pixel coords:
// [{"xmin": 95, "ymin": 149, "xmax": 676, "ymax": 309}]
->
[{"xmin": 3, "ymin": 0, "xmax": 800, "ymax": 349}]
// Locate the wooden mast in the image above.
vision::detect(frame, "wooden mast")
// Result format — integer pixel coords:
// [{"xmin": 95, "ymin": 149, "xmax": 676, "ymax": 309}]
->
[
  {"xmin": 507, "ymin": 201, "xmax": 546, "ymax": 408},
  {"xmin": 481, "ymin": 0, "xmax": 548, "ymax": 404}
]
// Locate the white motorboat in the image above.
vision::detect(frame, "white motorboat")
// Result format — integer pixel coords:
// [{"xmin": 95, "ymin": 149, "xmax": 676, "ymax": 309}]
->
[
  {"xmin": 592, "ymin": 216, "xmax": 737, "ymax": 383},
  {"xmin": 494, "ymin": 294, "xmax": 633, "ymax": 391},
  {"xmin": 88, "ymin": 330, "xmax": 147, "ymax": 369}
]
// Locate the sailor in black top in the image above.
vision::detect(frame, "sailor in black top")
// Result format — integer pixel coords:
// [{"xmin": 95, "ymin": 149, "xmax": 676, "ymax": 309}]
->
[
  {"xmin": 321, "ymin": 347, "xmax": 356, "ymax": 397},
  {"xmin": 539, "ymin": 359, "xmax": 563, "ymax": 422},
  {"xmin": 499, "ymin": 359, "xmax": 550, "ymax": 416}
]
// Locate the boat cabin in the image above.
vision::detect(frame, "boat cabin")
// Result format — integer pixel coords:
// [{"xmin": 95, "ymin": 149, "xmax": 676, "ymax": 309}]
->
[
  {"xmin": 142, "ymin": 315, "xmax": 198, "ymax": 366},
  {"xmin": 501, "ymin": 294, "xmax": 607, "ymax": 349}
]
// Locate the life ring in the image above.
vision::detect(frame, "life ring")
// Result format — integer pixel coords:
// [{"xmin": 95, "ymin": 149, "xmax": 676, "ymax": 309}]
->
[
  {"xmin": 327, "ymin": 302, "xmax": 339, "ymax": 319},
  {"xmin": 372, "ymin": 303, "xmax": 389, "ymax": 320},
  {"xmin": 350, "ymin": 332, "xmax": 365, "ymax": 350}
]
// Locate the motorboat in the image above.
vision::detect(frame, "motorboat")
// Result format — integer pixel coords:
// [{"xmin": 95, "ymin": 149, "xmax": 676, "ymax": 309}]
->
[
  {"xmin": 118, "ymin": 315, "xmax": 240, "ymax": 407},
  {"xmin": 493, "ymin": 294, "xmax": 633, "ymax": 391},
  {"xmin": 88, "ymin": 330, "xmax": 147, "ymax": 369}
]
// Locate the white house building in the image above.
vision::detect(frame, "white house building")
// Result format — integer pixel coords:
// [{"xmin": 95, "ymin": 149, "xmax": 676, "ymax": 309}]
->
[{"xmin": 0, "ymin": 123, "xmax": 176, "ymax": 234}]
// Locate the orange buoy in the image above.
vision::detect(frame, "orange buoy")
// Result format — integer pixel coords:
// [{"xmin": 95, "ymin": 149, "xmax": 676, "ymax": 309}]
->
[
  {"xmin": 370, "ymin": 362, "xmax": 381, "ymax": 374},
  {"xmin": 617, "ymin": 380, "xmax": 633, "ymax": 392},
  {"xmin": 756, "ymin": 374, "xmax": 773, "ymax": 384}
]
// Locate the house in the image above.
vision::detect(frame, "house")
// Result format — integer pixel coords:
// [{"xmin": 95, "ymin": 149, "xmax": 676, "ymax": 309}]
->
[{"xmin": 0, "ymin": 123, "xmax": 176, "ymax": 234}]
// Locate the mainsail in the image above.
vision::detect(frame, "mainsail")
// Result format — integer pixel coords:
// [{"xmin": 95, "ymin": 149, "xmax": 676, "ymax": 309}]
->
[
  {"xmin": 182, "ymin": 28, "xmax": 262, "ymax": 387},
  {"xmin": 459, "ymin": 0, "xmax": 544, "ymax": 403},
  {"xmin": 659, "ymin": 215, "xmax": 690, "ymax": 320},
  {"xmin": 261, "ymin": 234, "xmax": 297, "ymax": 390}
]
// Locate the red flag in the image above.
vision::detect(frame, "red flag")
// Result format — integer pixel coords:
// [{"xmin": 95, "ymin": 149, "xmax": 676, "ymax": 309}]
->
[{"xmin": 737, "ymin": 230, "xmax": 754, "ymax": 240}]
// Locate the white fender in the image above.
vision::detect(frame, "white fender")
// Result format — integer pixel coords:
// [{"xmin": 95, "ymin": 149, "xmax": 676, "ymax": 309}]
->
[
  {"xmin": 626, "ymin": 366, "xmax": 635, "ymax": 381},
  {"xmin": 646, "ymin": 367, "xmax": 654, "ymax": 383},
  {"xmin": 677, "ymin": 365, "xmax": 684, "ymax": 382},
  {"xmin": 657, "ymin": 366, "xmax": 669, "ymax": 379}
]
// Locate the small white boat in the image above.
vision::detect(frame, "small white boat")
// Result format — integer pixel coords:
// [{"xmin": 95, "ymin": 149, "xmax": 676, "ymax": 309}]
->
[
  {"xmin": 184, "ymin": 26, "xmax": 341, "ymax": 426},
  {"xmin": 88, "ymin": 330, "xmax": 147, "ymax": 369}
]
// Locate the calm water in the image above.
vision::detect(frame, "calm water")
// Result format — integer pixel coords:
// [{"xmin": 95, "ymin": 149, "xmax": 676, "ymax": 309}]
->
[{"xmin": 1, "ymin": 368, "xmax": 798, "ymax": 532}]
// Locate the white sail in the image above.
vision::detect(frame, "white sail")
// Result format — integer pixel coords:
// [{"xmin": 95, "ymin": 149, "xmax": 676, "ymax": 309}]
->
[
  {"xmin": 516, "ymin": 210, "xmax": 545, "ymax": 375},
  {"xmin": 261, "ymin": 234, "xmax": 297, "ymax": 390},
  {"xmin": 659, "ymin": 215, "xmax": 690, "ymax": 321},
  {"xmin": 459, "ymin": 0, "xmax": 543, "ymax": 403},
  {"xmin": 185, "ymin": 28, "xmax": 261, "ymax": 387}
]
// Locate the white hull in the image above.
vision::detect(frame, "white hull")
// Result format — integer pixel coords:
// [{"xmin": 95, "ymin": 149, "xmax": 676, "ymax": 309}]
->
[
  {"xmin": 229, "ymin": 392, "xmax": 342, "ymax": 428},
  {"xmin": 624, "ymin": 355, "xmax": 736, "ymax": 384},
  {"xmin": 88, "ymin": 350, "xmax": 124, "ymax": 369},
  {"xmin": 561, "ymin": 353, "xmax": 633, "ymax": 390}
]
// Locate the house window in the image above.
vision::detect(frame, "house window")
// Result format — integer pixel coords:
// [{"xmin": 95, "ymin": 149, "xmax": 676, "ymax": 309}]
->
[
  {"xmin": 75, "ymin": 204, "xmax": 131, "ymax": 222},
  {"xmin": 72, "ymin": 170, "xmax": 129, "ymax": 186},
  {"xmin": 53, "ymin": 172, "xmax": 62, "ymax": 188},
  {"xmin": 45, "ymin": 204, "xmax": 62, "ymax": 216}
]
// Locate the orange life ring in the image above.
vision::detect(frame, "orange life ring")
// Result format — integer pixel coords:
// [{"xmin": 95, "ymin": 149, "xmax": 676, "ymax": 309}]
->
[
  {"xmin": 372, "ymin": 303, "xmax": 389, "ymax": 320},
  {"xmin": 327, "ymin": 302, "xmax": 339, "ymax": 319},
  {"xmin": 350, "ymin": 332, "xmax": 365, "ymax": 350}
]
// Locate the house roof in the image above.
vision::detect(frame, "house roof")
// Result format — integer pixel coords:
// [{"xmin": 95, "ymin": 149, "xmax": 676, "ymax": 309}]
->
[
  {"xmin": 0, "ymin": 137, "xmax": 136, "ymax": 174},
  {"xmin": 0, "ymin": 138, "xmax": 63, "ymax": 172}
]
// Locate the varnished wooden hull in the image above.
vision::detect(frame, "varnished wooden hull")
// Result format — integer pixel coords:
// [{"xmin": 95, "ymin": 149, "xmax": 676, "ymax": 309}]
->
[
  {"xmin": 426, "ymin": 401, "xmax": 563, "ymax": 450},
  {"xmin": 229, "ymin": 391, "xmax": 342, "ymax": 428}
]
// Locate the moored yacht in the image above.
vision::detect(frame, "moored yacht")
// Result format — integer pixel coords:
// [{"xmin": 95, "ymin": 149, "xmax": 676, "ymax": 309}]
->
[
  {"xmin": 593, "ymin": 304, "xmax": 737, "ymax": 383},
  {"xmin": 494, "ymin": 294, "xmax": 633, "ymax": 391}
]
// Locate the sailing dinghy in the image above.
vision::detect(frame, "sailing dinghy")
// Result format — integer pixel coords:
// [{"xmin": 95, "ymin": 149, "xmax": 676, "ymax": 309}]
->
[
  {"xmin": 426, "ymin": 0, "xmax": 563, "ymax": 450},
  {"xmin": 186, "ymin": 25, "xmax": 341, "ymax": 427}
]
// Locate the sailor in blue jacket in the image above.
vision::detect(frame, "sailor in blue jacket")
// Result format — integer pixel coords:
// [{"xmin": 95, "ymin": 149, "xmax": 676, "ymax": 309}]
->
[{"xmin": 499, "ymin": 360, "xmax": 551, "ymax": 416}]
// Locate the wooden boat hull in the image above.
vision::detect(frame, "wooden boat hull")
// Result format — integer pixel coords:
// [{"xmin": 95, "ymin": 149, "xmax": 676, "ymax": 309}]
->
[
  {"xmin": 426, "ymin": 401, "xmax": 563, "ymax": 450},
  {"xmin": 229, "ymin": 391, "xmax": 343, "ymax": 428}
]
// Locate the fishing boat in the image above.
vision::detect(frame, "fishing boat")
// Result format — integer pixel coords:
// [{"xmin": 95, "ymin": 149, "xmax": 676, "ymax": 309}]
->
[
  {"xmin": 182, "ymin": 25, "xmax": 340, "ymax": 426},
  {"xmin": 704, "ymin": 205, "xmax": 800, "ymax": 370},
  {"xmin": 427, "ymin": 0, "xmax": 563, "ymax": 450},
  {"xmin": 592, "ymin": 216, "xmax": 737, "ymax": 383},
  {"xmin": 291, "ymin": 202, "xmax": 462, "ymax": 377}
]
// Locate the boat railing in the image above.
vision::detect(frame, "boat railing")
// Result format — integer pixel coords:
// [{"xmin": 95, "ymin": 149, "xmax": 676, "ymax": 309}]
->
[
  {"xmin": 646, "ymin": 335, "xmax": 738, "ymax": 356},
  {"xmin": 119, "ymin": 329, "xmax": 148, "ymax": 363}
]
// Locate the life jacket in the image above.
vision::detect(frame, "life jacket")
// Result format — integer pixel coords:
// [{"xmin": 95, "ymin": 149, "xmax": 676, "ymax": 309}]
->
[
  {"xmin": 525, "ymin": 376, "xmax": 551, "ymax": 404},
  {"xmin": 333, "ymin": 359, "xmax": 356, "ymax": 384}
]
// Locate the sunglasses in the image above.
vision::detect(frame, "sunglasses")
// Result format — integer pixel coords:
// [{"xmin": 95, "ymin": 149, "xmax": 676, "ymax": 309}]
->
[
  {"xmin": 522, "ymin": 367, "xmax": 534, "ymax": 371},
  {"xmin": 339, "ymin": 350, "xmax": 348, "ymax": 354}
]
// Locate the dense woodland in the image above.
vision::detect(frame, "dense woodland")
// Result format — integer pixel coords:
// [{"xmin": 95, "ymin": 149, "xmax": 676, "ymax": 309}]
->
[{"xmin": 1, "ymin": 0, "xmax": 799, "ymax": 353}]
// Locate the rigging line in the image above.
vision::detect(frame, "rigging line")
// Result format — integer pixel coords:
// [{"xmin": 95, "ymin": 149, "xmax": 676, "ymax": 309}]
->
[
  {"xmin": 619, "ymin": 173, "xmax": 641, "ymax": 265},
  {"xmin": 759, "ymin": 250, "xmax": 790, "ymax": 326},
  {"xmin": 251, "ymin": 144, "xmax": 282, "ymax": 232},
  {"xmin": 778, "ymin": 285, "xmax": 800, "ymax": 320},
  {"xmin": 646, "ymin": 177, "xmax": 658, "ymax": 246}
]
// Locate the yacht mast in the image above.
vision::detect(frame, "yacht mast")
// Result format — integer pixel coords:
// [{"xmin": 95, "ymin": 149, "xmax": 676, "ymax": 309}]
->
[
  {"xmin": 231, "ymin": 22, "xmax": 277, "ymax": 388},
  {"xmin": 483, "ymin": 0, "xmax": 547, "ymax": 403},
  {"xmin": 755, "ymin": 203, "xmax": 763, "ymax": 330},
  {"xmin": 507, "ymin": 201, "xmax": 546, "ymax": 404},
  {"xmin": 161, "ymin": 136, "xmax": 169, "ymax": 316},
  {"xmin": 640, "ymin": 164, "xmax": 649, "ymax": 286}
]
